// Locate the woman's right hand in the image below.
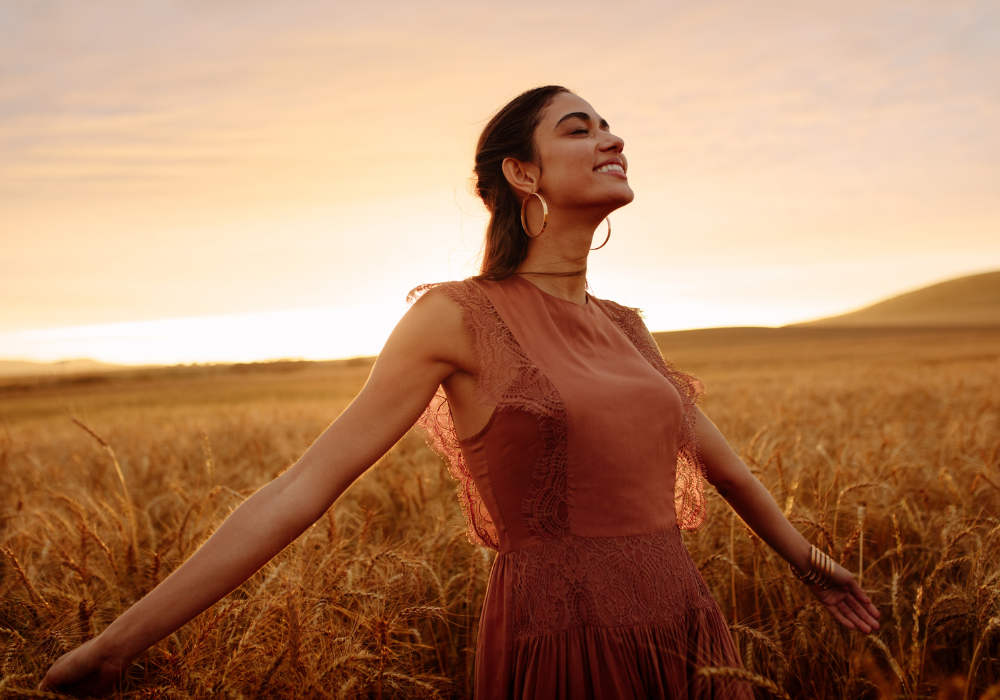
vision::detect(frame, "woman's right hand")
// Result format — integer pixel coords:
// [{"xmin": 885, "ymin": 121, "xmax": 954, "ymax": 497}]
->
[{"xmin": 38, "ymin": 635, "xmax": 126, "ymax": 696}]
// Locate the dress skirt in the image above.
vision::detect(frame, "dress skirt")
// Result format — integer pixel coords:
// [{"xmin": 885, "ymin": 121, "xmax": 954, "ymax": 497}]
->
[{"xmin": 474, "ymin": 528, "xmax": 752, "ymax": 699}]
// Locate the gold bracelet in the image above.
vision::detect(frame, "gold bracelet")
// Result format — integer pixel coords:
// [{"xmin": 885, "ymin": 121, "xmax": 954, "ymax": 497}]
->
[{"xmin": 789, "ymin": 545, "xmax": 836, "ymax": 589}]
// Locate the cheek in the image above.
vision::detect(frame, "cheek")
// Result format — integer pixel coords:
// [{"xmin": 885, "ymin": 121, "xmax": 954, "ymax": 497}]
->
[
  {"xmin": 542, "ymin": 148, "xmax": 593, "ymax": 188},
  {"xmin": 545, "ymin": 166, "xmax": 590, "ymax": 202}
]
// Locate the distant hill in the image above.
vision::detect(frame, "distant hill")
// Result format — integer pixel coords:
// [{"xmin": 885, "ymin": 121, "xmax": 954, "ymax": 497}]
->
[
  {"xmin": 0, "ymin": 358, "xmax": 134, "ymax": 378},
  {"xmin": 797, "ymin": 271, "xmax": 1000, "ymax": 327}
]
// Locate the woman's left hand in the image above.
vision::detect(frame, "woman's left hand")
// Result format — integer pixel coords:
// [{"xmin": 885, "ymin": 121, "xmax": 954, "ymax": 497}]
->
[
  {"xmin": 810, "ymin": 563, "xmax": 881, "ymax": 633},
  {"xmin": 688, "ymin": 407, "xmax": 882, "ymax": 634}
]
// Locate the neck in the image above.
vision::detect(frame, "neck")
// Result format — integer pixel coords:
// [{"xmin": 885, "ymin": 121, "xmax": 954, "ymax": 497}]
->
[{"xmin": 514, "ymin": 209, "xmax": 606, "ymax": 304}]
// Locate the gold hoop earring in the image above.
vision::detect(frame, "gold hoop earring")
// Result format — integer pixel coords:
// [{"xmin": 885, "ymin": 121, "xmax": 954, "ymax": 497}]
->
[
  {"xmin": 591, "ymin": 217, "xmax": 611, "ymax": 250},
  {"xmin": 520, "ymin": 191, "xmax": 548, "ymax": 239}
]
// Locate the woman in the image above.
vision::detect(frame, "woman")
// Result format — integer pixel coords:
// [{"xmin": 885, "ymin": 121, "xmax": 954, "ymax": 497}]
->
[{"xmin": 41, "ymin": 86, "xmax": 880, "ymax": 698}]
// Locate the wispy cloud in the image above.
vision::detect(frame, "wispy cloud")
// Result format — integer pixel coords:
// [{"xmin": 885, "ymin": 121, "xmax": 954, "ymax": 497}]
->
[{"xmin": 1, "ymin": 0, "xmax": 998, "ymax": 360}]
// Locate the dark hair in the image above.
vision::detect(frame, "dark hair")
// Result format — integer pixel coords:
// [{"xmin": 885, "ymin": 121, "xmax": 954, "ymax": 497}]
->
[{"xmin": 472, "ymin": 85, "xmax": 571, "ymax": 280}]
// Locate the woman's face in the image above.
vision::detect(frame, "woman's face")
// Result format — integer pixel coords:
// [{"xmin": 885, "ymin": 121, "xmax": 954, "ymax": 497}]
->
[{"xmin": 533, "ymin": 92, "xmax": 634, "ymax": 212}]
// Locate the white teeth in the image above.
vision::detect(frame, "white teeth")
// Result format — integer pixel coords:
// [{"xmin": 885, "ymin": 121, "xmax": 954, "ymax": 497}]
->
[{"xmin": 596, "ymin": 164, "xmax": 624, "ymax": 174}]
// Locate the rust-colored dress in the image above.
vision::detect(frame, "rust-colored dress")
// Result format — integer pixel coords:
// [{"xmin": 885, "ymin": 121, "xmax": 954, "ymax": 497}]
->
[{"xmin": 410, "ymin": 275, "xmax": 751, "ymax": 699}]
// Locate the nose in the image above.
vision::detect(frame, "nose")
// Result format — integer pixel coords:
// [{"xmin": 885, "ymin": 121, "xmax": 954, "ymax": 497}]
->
[{"xmin": 601, "ymin": 130, "xmax": 625, "ymax": 155}]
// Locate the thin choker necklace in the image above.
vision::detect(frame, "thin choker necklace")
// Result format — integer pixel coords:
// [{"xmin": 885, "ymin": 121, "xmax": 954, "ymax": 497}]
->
[{"xmin": 513, "ymin": 268, "xmax": 587, "ymax": 278}]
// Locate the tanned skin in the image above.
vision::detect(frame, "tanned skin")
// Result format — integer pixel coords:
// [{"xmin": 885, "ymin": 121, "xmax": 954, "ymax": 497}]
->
[{"xmin": 40, "ymin": 92, "xmax": 878, "ymax": 695}]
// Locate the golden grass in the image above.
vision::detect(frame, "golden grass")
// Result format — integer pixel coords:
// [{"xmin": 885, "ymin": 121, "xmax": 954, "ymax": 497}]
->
[{"xmin": 1, "ymin": 328, "xmax": 999, "ymax": 698}]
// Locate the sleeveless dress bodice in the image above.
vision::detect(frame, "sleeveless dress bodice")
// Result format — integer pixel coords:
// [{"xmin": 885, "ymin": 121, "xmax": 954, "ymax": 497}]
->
[{"xmin": 409, "ymin": 275, "xmax": 751, "ymax": 699}]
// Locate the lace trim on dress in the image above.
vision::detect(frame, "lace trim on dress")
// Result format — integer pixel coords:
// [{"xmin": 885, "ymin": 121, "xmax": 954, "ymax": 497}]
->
[
  {"xmin": 407, "ymin": 281, "xmax": 570, "ymax": 548},
  {"xmin": 595, "ymin": 299, "xmax": 709, "ymax": 531},
  {"xmin": 508, "ymin": 529, "xmax": 715, "ymax": 639}
]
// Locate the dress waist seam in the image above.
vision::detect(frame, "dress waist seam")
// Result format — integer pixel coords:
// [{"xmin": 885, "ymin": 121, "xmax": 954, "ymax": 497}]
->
[{"xmin": 497, "ymin": 526, "xmax": 683, "ymax": 556}]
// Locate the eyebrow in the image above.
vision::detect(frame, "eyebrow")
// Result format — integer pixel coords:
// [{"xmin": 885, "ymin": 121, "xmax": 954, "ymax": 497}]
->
[{"xmin": 555, "ymin": 111, "xmax": 610, "ymax": 130}]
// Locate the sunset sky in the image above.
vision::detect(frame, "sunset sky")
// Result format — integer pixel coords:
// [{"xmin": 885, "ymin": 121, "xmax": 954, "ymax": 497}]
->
[{"xmin": 2, "ymin": 1, "xmax": 999, "ymax": 365}]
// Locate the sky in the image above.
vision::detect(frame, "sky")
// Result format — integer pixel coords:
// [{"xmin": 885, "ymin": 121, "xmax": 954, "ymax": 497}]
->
[{"xmin": 2, "ymin": 0, "xmax": 999, "ymax": 365}]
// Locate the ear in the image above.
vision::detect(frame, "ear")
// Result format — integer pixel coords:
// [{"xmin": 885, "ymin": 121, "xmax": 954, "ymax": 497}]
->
[{"xmin": 501, "ymin": 157, "xmax": 540, "ymax": 197}]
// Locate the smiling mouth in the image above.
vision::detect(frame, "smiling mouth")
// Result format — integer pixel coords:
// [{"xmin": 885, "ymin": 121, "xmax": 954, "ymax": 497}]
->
[{"xmin": 595, "ymin": 164, "xmax": 625, "ymax": 174}]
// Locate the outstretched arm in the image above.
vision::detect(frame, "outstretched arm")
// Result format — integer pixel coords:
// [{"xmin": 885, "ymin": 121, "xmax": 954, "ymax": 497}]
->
[
  {"xmin": 39, "ymin": 289, "xmax": 472, "ymax": 695},
  {"xmin": 693, "ymin": 407, "xmax": 881, "ymax": 633}
]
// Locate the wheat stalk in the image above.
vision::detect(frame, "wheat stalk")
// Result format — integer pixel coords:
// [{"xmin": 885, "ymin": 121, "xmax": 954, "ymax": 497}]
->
[
  {"xmin": 965, "ymin": 616, "xmax": 1000, "ymax": 700},
  {"xmin": 0, "ymin": 548, "xmax": 49, "ymax": 610},
  {"xmin": 698, "ymin": 665, "xmax": 790, "ymax": 699},
  {"xmin": 70, "ymin": 418, "xmax": 139, "ymax": 558}
]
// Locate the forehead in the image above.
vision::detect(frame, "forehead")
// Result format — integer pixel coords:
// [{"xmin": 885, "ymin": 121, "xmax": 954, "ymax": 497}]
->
[{"xmin": 539, "ymin": 92, "xmax": 603, "ymax": 128}]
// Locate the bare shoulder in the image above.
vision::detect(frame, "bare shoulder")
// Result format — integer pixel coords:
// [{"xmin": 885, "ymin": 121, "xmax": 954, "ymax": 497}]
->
[
  {"xmin": 341, "ymin": 285, "xmax": 476, "ymax": 432},
  {"xmin": 405, "ymin": 283, "xmax": 468, "ymax": 339},
  {"xmin": 385, "ymin": 282, "xmax": 476, "ymax": 375}
]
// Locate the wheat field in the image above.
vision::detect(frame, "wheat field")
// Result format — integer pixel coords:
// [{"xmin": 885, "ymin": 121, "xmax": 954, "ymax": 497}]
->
[{"xmin": 1, "ymin": 327, "xmax": 999, "ymax": 699}]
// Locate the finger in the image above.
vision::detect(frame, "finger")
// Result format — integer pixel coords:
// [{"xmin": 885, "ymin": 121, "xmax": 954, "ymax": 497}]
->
[
  {"xmin": 857, "ymin": 589, "xmax": 882, "ymax": 621},
  {"xmin": 38, "ymin": 663, "xmax": 63, "ymax": 691},
  {"xmin": 830, "ymin": 610, "xmax": 856, "ymax": 629},
  {"xmin": 839, "ymin": 600, "xmax": 872, "ymax": 633},
  {"xmin": 843, "ymin": 590, "xmax": 876, "ymax": 619},
  {"xmin": 828, "ymin": 601, "xmax": 856, "ymax": 629},
  {"xmin": 845, "ymin": 582, "xmax": 882, "ymax": 627},
  {"xmin": 848, "ymin": 597, "xmax": 881, "ymax": 631},
  {"xmin": 865, "ymin": 601, "xmax": 882, "ymax": 624},
  {"xmin": 836, "ymin": 599, "xmax": 869, "ymax": 632},
  {"xmin": 848, "ymin": 579, "xmax": 881, "ymax": 615}
]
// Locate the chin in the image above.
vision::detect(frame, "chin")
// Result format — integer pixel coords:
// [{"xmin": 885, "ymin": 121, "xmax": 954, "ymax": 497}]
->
[
  {"xmin": 608, "ymin": 187, "xmax": 635, "ymax": 208},
  {"xmin": 566, "ymin": 184, "xmax": 635, "ymax": 210}
]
